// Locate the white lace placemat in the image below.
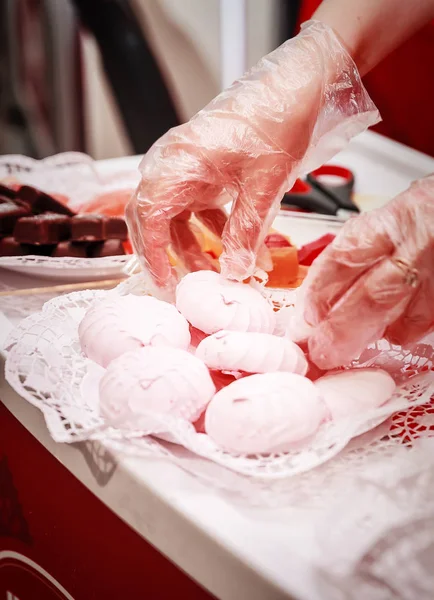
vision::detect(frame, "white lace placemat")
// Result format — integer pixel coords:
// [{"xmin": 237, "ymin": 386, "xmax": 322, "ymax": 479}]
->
[{"xmin": 4, "ymin": 273, "xmax": 433, "ymax": 485}]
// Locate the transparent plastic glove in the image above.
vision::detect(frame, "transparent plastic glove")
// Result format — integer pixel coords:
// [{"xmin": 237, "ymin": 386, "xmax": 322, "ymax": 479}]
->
[
  {"xmin": 126, "ymin": 20, "xmax": 379, "ymax": 295},
  {"xmin": 303, "ymin": 175, "xmax": 434, "ymax": 369}
]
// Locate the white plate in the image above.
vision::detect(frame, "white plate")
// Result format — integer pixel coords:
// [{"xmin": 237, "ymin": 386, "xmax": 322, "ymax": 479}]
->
[
  {"xmin": 0, "ymin": 255, "xmax": 131, "ymax": 282},
  {"xmin": 0, "ymin": 152, "xmax": 139, "ymax": 282}
]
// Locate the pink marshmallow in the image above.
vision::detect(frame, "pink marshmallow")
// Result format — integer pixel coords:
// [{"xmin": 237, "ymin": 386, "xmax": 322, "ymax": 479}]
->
[
  {"xmin": 314, "ymin": 368, "xmax": 396, "ymax": 420},
  {"xmin": 176, "ymin": 271, "xmax": 276, "ymax": 334},
  {"xmin": 196, "ymin": 331, "xmax": 308, "ymax": 375},
  {"xmin": 79, "ymin": 294, "xmax": 190, "ymax": 367},
  {"xmin": 205, "ymin": 372, "xmax": 326, "ymax": 454},
  {"xmin": 100, "ymin": 346, "xmax": 215, "ymax": 431}
]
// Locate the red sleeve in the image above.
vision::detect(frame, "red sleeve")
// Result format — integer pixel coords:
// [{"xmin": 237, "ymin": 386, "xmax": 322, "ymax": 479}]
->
[
  {"xmin": 363, "ymin": 22, "xmax": 434, "ymax": 157},
  {"xmin": 296, "ymin": 2, "xmax": 434, "ymax": 157},
  {"xmin": 296, "ymin": 0, "xmax": 322, "ymax": 25}
]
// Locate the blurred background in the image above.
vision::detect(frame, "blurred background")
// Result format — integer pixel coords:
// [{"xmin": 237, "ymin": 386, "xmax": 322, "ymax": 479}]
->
[{"xmin": 0, "ymin": 0, "xmax": 299, "ymax": 160}]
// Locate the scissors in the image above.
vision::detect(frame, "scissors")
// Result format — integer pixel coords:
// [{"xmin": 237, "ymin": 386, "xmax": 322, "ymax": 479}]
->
[{"xmin": 281, "ymin": 165, "xmax": 359, "ymax": 217}]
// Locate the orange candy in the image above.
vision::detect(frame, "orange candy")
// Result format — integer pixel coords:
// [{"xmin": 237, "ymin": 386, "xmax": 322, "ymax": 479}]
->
[
  {"xmin": 264, "ymin": 232, "xmax": 292, "ymax": 248},
  {"xmin": 266, "ymin": 246, "xmax": 299, "ymax": 288},
  {"xmin": 198, "ymin": 226, "xmax": 307, "ymax": 290},
  {"xmin": 266, "ymin": 248, "xmax": 309, "ymax": 288},
  {"xmin": 119, "ymin": 214, "xmax": 308, "ymax": 291},
  {"xmin": 287, "ymin": 265, "xmax": 309, "ymax": 289},
  {"xmin": 80, "ymin": 189, "xmax": 134, "ymax": 217},
  {"xmin": 201, "ymin": 232, "xmax": 223, "ymax": 260}
]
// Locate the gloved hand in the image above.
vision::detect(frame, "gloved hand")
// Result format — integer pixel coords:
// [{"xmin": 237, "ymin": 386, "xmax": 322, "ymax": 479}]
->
[
  {"xmin": 126, "ymin": 20, "xmax": 379, "ymax": 295},
  {"xmin": 303, "ymin": 175, "xmax": 434, "ymax": 369}
]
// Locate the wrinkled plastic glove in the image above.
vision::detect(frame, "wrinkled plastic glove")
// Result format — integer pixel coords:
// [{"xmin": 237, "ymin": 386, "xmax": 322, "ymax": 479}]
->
[
  {"xmin": 126, "ymin": 20, "xmax": 379, "ymax": 295},
  {"xmin": 303, "ymin": 175, "xmax": 434, "ymax": 369}
]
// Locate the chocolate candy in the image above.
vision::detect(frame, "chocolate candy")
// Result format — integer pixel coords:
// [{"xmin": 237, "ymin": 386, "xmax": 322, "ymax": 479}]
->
[
  {"xmin": 0, "ymin": 202, "xmax": 30, "ymax": 236},
  {"xmin": 89, "ymin": 239, "xmax": 126, "ymax": 257},
  {"xmin": 0, "ymin": 182, "xmax": 130, "ymax": 259},
  {"xmin": 16, "ymin": 185, "xmax": 76, "ymax": 216},
  {"xmin": 70, "ymin": 214, "xmax": 105, "ymax": 241},
  {"xmin": 0, "ymin": 195, "xmax": 32, "ymax": 211},
  {"xmin": 0, "ymin": 237, "xmax": 54, "ymax": 257},
  {"xmin": 29, "ymin": 244, "xmax": 56, "ymax": 256},
  {"xmin": 14, "ymin": 213, "xmax": 71, "ymax": 245},
  {"xmin": 0, "ymin": 183, "xmax": 17, "ymax": 200},
  {"xmin": 70, "ymin": 214, "xmax": 128, "ymax": 242},
  {"xmin": 0, "ymin": 237, "xmax": 28, "ymax": 256},
  {"xmin": 53, "ymin": 241, "xmax": 88, "ymax": 258},
  {"xmin": 105, "ymin": 217, "xmax": 128, "ymax": 240}
]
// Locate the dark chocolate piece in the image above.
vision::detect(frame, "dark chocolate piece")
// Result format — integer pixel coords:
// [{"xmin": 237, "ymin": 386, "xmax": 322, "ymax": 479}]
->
[
  {"xmin": 70, "ymin": 214, "xmax": 128, "ymax": 242},
  {"xmin": 16, "ymin": 185, "xmax": 76, "ymax": 216},
  {"xmin": 14, "ymin": 213, "xmax": 71, "ymax": 245},
  {"xmin": 25, "ymin": 244, "xmax": 56, "ymax": 256},
  {"xmin": 0, "ymin": 202, "xmax": 30, "ymax": 236},
  {"xmin": 70, "ymin": 214, "xmax": 105, "ymax": 241},
  {"xmin": 89, "ymin": 239, "xmax": 126, "ymax": 258},
  {"xmin": 14, "ymin": 185, "xmax": 38, "ymax": 211},
  {"xmin": 71, "ymin": 214, "xmax": 117, "ymax": 241},
  {"xmin": 0, "ymin": 237, "xmax": 28, "ymax": 256},
  {"xmin": 53, "ymin": 241, "xmax": 88, "ymax": 258},
  {"xmin": 0, "ymin": 195, "xmax": 31, "ymax": 211},
  {"xmin": 105, "ymin": 217, "xmax": 128, "ymax": 240},
  {"xmin": 0, "ymin": 237, "xmax": 54, "ymax": 257},
  {"xmin": 0, "ymin": 183, "xmax": 17, "ymax": 200}
]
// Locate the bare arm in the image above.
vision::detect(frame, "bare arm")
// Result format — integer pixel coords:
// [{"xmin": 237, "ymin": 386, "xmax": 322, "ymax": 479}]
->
[{"xmin": 313, "ymin": 0, "xmax": 434, "ymax": 75}]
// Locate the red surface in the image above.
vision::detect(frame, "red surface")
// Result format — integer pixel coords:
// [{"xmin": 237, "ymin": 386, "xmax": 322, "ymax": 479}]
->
[
  {"xmin": 298, "ymin": 233, "xmax": 336, "ymax": 266},
  {"xmin": 297, "ymin": 2, "xmax": 434, "ymax": 157},
  {"xmin": 0, "ymin": 402, "xmax": 214, "ymax": 600}
]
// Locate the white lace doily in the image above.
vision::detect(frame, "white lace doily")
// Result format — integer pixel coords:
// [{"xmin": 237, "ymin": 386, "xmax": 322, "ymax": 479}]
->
[
  {"xmin": 0, "ymin": 152, "xmax": 138, "ymax": 276},
  {"xmin": 0, "ymin": 152, "xmax": 139, "ymax": 206},
  {"xmin": 4, "ymin": 273, "xmax": 434, "ymax": 482}
]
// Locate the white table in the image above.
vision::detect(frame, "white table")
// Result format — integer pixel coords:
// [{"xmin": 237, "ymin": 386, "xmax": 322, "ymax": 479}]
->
[{"xmin": 1, "ymin": 131, "xmax": 434, "ymax": 600}]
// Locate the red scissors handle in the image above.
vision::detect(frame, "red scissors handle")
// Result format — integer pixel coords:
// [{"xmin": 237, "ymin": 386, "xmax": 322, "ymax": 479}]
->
[{"xmin": 307, "ymin": 165, "xmax": 357, "ymax": 212}]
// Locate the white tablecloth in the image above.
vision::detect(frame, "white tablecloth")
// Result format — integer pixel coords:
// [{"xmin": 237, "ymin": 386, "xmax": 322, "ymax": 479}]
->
[{"xmin": 2, "ymin": 131, "xmax": 434, "ymax": 600}]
